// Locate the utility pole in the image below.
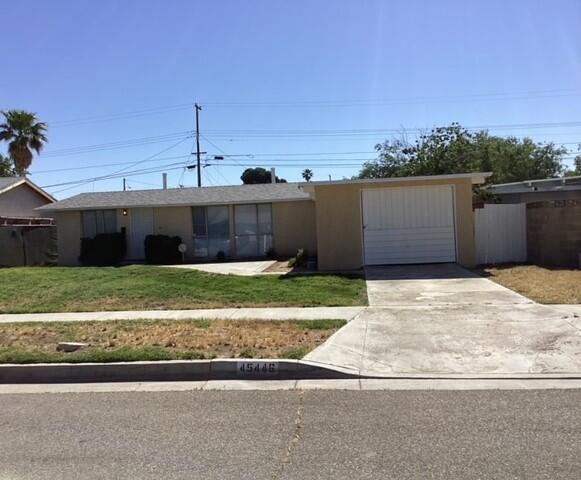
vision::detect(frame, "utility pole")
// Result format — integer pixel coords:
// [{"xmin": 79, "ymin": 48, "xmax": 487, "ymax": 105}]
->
[
  {"xmin": 123, "ymin": 178, "xmax": 126, "ymax": 191},
  {"xmin": 195, "ymin": 103, "xmax": 202, "ymax": 187}
]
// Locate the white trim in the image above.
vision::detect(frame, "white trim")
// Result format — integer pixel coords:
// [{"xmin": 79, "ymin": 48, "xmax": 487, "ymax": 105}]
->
[
  {"xmin": 0, "ymin": 177, "xmax": 56, "ymax": 202},
  {"xmin": 302, "ymin": 172, "xmax": 491, "ymax": 189},
  {"xmin": 491, "ymin": 175, "xmax": 581, "ymax": 188}
]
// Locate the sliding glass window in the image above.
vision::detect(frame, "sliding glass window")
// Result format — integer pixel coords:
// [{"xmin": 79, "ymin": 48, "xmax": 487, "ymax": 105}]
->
[
  {"xmin": 192, "ymin": 205, "xmax": 230, "ymax": 257},
  {"xmin": 234, "ymin": 203, "xmax": 272, "ymax": 257}
]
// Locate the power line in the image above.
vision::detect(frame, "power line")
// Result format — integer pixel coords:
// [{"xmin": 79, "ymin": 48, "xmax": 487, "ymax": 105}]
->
[
  {"xmin": 31, "ymin": 154, "xmax": 192, "ymax": 174},
  {"xmin": 201, "ymin": 88, "xmax": 581, "ymax": 107},
  {"xmin": 49, "ymin": 103, "xmax": 194, "ymax": 127},
  {"xmin": 42, "ymin": 131, "xmax": 194, "ymax": 157},
  {"xmin": 42, "ymin": 88, "xmax": 581, "ymax": 129}
]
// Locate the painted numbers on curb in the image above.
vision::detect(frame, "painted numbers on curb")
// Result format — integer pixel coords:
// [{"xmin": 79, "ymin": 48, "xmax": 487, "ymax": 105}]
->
[{"xmin": 237, "ymin": 361, "xmax": 279, "ymax": 376}]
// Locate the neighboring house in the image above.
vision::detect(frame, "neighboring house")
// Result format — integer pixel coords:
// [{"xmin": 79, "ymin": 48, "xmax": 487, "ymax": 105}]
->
[
  {"xmin": 486, "ymin": 175, "xmax": 581, "ymax": 268},
  {"xmin": 38, "ymin": 172, "xmax": 490, "ymax": 270},
  {"xmin": 0, "ymin": 177, "xmax": 56, "ymax": 223},
  {"xmin": 0, "ymin": 177, "xmax": 57, "ymax": 266},
  {"xmin": 487, "ymin": 175, "xmax": 581, "ymax": 203}
]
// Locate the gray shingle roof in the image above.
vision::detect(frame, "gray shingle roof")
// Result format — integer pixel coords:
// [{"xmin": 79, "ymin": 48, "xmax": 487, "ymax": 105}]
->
[
  {"xmin": 38, "ymin": 183, "xmax": 312, "ymax": 211},
  {"xmin": 0, "ymin": 177, "xmax": 23, "ymax": 192}
]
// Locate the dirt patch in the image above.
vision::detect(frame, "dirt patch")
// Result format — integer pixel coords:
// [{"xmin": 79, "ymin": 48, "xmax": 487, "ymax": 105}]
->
[
  {"xmin": 0, "ymin": 319, "xmax": 346, "ymax": 363},
  {"xmin": 477, "ymin": 265, "xmax": 581, "ymax": 304},
  {"xmin": 264, "ymin": 261, "xmax": 316, "ymax": 274}
]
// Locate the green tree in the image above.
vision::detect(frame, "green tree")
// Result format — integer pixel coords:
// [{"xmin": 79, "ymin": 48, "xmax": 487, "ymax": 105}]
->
[
  {"xmin": 564, "ymin": 145, "xmax": 581, "ymax": 176},
  {"xmin": 0, "ymin": 153, "xmax": 14, "ymax": 176},
  {"xmin": 301, "ymin": 168, "xmax": 314, "ymax": 182},
  {"xmin": 0, "ymin": 110, "xmax": 48, "ymax": 176},
  {"xmin": 241, "ymin": 167, "xmax": 287, "ymax": 184},
  {"xmin": 359, "ymin": 123, "xmax": 566, "ymax": 184}
]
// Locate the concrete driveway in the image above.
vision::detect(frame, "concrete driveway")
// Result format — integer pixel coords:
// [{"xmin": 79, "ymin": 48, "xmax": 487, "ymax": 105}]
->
[{"xmin": 305, "ymin": 264, "xmax": 581, "ymax": 377}]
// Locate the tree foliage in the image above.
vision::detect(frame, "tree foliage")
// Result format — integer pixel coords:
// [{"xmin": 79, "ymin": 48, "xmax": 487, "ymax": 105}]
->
[
  {"xmin": 240, "ymin": 167, "xmax": 287, "ymax": 184},
  {"xmin": 0, "ymin": 153, "xmax": 14, "ymax": 177},
  {"xmin": 358, "ymin": 123, "xmax": 567, "ymax": 184},
  {"xmin": 302, "ymin": 168, "xmax": 314, "ymax": 182},
  {"xmin": 0, "ymin": 110, "xmax": 48, "ymax": 176}
]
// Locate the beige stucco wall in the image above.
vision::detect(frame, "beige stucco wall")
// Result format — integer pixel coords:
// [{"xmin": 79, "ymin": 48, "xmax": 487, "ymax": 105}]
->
[
  {"xmin": 272, "ymin": 201, "xmax": 317, "ymax": 257},
  {"xmin": 0, "ymin": 184, "xmax": 53, "ymax": 218},
  {"xmin": 152, "ymin": 207, "xmax": 195, "ymax": 261},
  {"xmin": 55, "ymin": 211, "xmax": 82, "ymax": 265},
  {"xmin": 54, "ymin": 201, "xmax": 318, "ymax": 265},
  {"xmin": 313, "ymin": 178, "xmax": 476, "ymax": 271}
]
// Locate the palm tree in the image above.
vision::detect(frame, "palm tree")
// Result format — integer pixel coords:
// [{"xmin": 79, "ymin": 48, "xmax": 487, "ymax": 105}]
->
[
  {"xmin": 302, "ymin": 168, "xmax": 314, "ymax": 182},
  {"xmin": 0, "ymin": 110, "xmax": 48, "ymax": 176}
]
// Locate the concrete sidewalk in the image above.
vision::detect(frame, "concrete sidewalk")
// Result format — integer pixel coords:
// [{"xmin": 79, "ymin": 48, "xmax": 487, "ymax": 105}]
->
[{"xmin": 0, "ymin": 306, "xmax": 365, "ymax": 324}]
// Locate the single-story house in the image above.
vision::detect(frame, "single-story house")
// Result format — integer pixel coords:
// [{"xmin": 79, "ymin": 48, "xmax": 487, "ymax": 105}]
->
[
  {"xmin": 487, "ymin": 175, "xmax": 581, "ymax": 203},
  {"xmin": 0, "ymin": 177, "xmax": 56, "ymax": 224},
  {"xmin": 38, "ymin": 172, "xmax": 490, "ymax": 270}
]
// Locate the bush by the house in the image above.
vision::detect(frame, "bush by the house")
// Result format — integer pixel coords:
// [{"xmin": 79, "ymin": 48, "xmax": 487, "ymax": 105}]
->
[
  {"xmin": 288, "ymin": 248, "xmax": 307, "ymax": 268},
  {"xmin": 144, "ymin": 235, "xmax": 182, "ymax": 264},
  {"xmin": 80, "ymin": 233, "xmax": 126, "ymax": 266}
]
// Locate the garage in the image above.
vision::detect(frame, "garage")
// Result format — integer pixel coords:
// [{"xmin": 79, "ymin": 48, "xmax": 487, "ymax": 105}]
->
[{"xmin": 361, "ymin": 185, "xmax": 457, "ymax": 265}]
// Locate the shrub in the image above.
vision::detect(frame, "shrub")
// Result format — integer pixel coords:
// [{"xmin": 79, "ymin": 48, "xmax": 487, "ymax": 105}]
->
[
  {"xmin": 288, "ymin": 248, "xmax": 307, "ymax": 268},
  {"xmin": 144, "ymin": 235, "xmax": 182, "ymax": 264},
  {"xmin": 80, "ymin": 232, "xmax": 126, "ymax": 266}
]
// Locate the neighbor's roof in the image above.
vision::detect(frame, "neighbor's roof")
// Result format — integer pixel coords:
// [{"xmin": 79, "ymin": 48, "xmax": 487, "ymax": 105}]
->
[
  {"xmin": 301, "ymin": 172, "xmax": 491, "ymax": 189},
  {"xmin": 37, "ymin": 183, "xmax": 312, "ymax": 212},
  {"xmin": 488, "ymin": 175, "xmax": 581, "ymax": 194},
  {"xmin": 0, "ymin": 177, "xmax": 56, "ymax": 202}
]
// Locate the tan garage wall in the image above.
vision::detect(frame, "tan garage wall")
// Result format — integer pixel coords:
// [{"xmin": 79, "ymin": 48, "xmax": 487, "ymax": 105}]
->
[
  {"xmin": 55, "ymin": 211, "xmax": 82, "ymax": 265},
  {"xmin": 313, "ymin": 178, "xmax": 476, "ymax": 271},
  {"xmin": 272, "ymin": 201, "xmax": 317, "ymax": 257}
]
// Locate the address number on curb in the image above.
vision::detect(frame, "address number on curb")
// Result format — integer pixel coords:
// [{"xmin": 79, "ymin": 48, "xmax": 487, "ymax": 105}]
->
[{"xmin": 237, "ymin": 362, "xmax": 278, "ymax": 376}]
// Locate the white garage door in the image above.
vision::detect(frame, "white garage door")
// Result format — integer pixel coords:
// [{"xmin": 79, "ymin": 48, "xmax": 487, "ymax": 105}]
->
[{"xmin": 362, "ymin": 185, "xmax": 457, "ymax": 265}]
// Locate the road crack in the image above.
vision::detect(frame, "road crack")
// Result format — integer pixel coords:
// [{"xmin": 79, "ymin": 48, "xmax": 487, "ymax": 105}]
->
[{"xmin": 271, "ymin": 390, "xmax": 304, "ymax": 480}]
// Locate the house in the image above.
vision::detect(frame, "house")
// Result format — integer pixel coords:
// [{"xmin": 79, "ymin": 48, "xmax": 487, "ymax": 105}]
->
[
  {"xmin": 0, "ymin": 177, "xmax": 56, "ymax": 224},
  {"xmin": 487, "ymin": 175, "xmax": 581, "ymax": 203},
  {"xmin": 38, "ymin": 172, "xmax": 490, "ymax": 270}
]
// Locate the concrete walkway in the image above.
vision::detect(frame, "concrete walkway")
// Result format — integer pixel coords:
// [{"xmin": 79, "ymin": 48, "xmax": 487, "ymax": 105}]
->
[
  {"xmin": 305, "ymin": 264, "xmax": 581, "ymax": 377},
  {"xmin": 0, "ymin": 306, "xmax": 365, "ymax": 324},
  {"xmin": 161, "ymin": 260, "xmax": 277, "ymax": 276}
]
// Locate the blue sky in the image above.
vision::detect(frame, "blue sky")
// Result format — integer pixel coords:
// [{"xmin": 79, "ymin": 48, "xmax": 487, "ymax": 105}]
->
[{"xmin": 2, "ymin": 0, "xmax": 581, "ymax": 198}]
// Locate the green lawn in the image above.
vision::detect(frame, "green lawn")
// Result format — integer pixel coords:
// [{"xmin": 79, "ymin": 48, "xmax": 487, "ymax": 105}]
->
[{"xmin": 0, "ymin": 266, "xmax": 367, "ymax": 313}]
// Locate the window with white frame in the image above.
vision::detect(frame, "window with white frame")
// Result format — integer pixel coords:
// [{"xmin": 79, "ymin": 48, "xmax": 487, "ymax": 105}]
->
[
  {"xmin": 81, "ymin": 210, "xmax": 117, "ymax": 238},
  {"xmin": 234, "ymin": 203, "xmax": 272, "ymax": 257},
  {"xmin": 192, "ymin": 205, "xmax": 230, "ymax": 257}
]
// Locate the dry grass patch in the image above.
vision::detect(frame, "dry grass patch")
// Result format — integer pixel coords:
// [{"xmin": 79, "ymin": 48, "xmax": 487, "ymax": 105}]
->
[
  {"xmin": 477, "ymin": 265, "xmax": 581, "ymax": 304},
  {"xmin": 0, "ymin": 318, "xmax": 346, "ymax": 364}
]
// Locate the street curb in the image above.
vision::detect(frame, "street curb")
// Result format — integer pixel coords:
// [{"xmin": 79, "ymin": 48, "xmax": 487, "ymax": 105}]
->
[{"xmin": 0, "ymin": 359, "xmax": 359, "ymax": 384}]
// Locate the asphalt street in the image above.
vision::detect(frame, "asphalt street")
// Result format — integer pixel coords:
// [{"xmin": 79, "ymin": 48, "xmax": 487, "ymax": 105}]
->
[{"xmin": 1, "ymin": 389, "xmax": 581, "ymax": 479}]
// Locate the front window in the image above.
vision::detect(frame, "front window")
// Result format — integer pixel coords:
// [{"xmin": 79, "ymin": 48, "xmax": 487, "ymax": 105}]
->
[
  {"xmin": 81, "ymin": 210, "xmax": 117, "ymax": 238},
  {"xmin": 192, "ymin": 205, "xmax": 230, "ymax": 257},
  {"xmin": 234, "ymin": 203, "xmax": 272, "ymax": 257}
]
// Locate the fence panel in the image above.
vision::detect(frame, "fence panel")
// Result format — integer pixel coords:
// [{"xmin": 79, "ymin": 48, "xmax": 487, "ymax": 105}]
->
[
  {"xmin": 475, "ymin": 203, "xmax": 527, "ymax": 265},
  {"xmin": 0, "ymin": 226, "xmax": 57, "ymax": 267}
]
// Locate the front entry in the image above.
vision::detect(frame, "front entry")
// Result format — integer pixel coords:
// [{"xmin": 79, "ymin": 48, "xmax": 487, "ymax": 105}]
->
[
  {"xmin": 130, "ymin": 208, "xmax": 154, "ymax": 259},
  {"xmin": 361, "ymin": 185, "xmax": 457, "ymax": 265}
]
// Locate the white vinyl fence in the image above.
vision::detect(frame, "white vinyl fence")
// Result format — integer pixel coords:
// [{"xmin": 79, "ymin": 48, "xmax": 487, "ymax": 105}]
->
[{"xmin": 475, "ymin": 203, "xmax": 527, "ymax": 265}]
